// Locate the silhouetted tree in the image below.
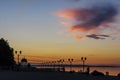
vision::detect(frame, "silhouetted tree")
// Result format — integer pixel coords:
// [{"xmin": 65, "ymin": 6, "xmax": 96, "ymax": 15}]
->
[{"xmin": 0, "ymin": 38, "xmax": 15, "ymax": 67}]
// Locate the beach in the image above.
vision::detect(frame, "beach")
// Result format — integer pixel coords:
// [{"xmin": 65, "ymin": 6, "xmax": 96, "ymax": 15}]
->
[{"xmin": 0, "ymin": 71, "xmax": 119, "ymax": 80}]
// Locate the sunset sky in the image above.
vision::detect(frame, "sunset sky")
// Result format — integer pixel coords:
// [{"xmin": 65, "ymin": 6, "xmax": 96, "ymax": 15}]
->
[{"xmin": 0, "ymin": 0, "xmax": 120, "ymax": 65}]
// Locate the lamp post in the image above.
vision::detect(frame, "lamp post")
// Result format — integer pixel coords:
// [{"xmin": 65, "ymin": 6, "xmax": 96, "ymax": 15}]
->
[
  {"xmin": 68, "ymin": 58, "xmax": 73, "ymax": 72},
  {"xmin": 57, "ymin": 60, "xmax": 60, "ymax": 70},
  {"xmin": 60, "ymin": 59, "xmax": 64, "ymax": 68},
  {"xmin": 57, "ymin": 59, "xmax": 64, "ymax": 71},
  {"xmin": 15, "ymin": 50, "xmax": 22, "ymax": 64},
  {"xmin": 51, "ymin": 61, "xmax": 56, "ymax": 69},
  {"xmin": 60, "ymin": 59, "xmax": 64, "ymax": 71},
  {"xmin": 81, "ymin": 57, "xmax": 87, "ymax": 72}
]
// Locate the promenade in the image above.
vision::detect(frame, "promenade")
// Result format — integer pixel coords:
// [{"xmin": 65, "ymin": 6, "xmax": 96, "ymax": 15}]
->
[{"xmin": 0, "ymin": 71, "xmax": 119, "ymax": 80}]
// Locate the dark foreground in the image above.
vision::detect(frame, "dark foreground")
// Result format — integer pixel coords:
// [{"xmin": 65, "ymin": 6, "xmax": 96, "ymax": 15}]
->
[{"xmin": 0, "ymin": 71, "xmax": 120, "ymax": 80}]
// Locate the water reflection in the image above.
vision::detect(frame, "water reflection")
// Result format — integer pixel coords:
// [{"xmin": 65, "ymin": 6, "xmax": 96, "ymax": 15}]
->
[
  {"xmin": 36, "ymin": 66, "xmax": 120, "ymax": 76},
  {"xmin": 65, "ymin": 67, "xmax": 120, "ymax": 76}
]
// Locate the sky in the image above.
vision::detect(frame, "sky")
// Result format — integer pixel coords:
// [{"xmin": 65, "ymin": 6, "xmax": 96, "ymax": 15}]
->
[{"xmin": 0, "ymin": 0, "xmax": 120, "ymax": 65}]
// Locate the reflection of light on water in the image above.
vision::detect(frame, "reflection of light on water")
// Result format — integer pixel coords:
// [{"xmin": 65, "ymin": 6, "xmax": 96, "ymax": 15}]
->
[
  {"xmin": 36, "ymin": 66, "xmax": 120, "ymax": 76},
  {"xmin": 65, "ymin": 67, "xmax": 120, "ymax": 76}
]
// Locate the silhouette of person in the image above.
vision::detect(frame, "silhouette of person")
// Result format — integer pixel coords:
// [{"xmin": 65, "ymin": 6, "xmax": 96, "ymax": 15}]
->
[
  {"xmin": 27, "ymin": 63, "xmax": 31, "ymax": 68},
  {"xmin": 87, "ymin": 66, "xmax": 90, "ymax": 75}
]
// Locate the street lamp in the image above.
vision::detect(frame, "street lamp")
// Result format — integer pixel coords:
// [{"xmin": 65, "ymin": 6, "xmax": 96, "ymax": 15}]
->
[
  {"xmin": 15, "ymin": 50, "xmax": 22, "ymax": 64},
  {"xmin": 60, "ymin": 59, "xmax": 64, "ymax": 68},
  {"xmin": 57, "ymin": 59, "xmax": 64, "ymax": 71},
  {"xmin": 51, "ymin": 61, "xmax": 56, "ymax": 69},
  {"xmin": 57, "ymin": 60, "xmax": 60, "ymax": 69},
  {"xmin": 68, "ymin": 58, "xmax": 73, "ymax": 72},
  {"xmin": 81, "ymin": 57, "xmax": 87, "ymax": 72}
]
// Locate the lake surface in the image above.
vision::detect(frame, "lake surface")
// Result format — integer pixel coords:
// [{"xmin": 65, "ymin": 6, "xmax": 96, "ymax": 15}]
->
[
  {"xmin": 65, "ymin": 67, "xmax": 120, "ymax": 76},
  {"xmin": 36, "ymin": 66, "xmax": 120, "ymax": 76}
]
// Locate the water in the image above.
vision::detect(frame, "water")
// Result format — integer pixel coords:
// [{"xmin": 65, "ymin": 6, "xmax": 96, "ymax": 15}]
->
[
  {"xmin": 36, "ymin": 66, "xmax": 120, "ymax": 76},
  {"xmin": 65, "ymin": 67, "xmax": 120, "ymax": 76}
]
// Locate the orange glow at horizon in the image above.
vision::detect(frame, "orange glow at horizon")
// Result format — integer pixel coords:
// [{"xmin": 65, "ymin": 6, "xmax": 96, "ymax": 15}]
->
[
  {"xmin": 13, "ymin": 48, "xmax": 120, "ymax": 66},
  {"xmin": 12, "ymin": 37, "xmax": 120, "ymax": 66}
]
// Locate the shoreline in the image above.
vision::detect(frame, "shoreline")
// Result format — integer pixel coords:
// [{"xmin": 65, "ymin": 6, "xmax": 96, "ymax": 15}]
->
[{"xmin": 0, "ymin": 71, "xmax": 119, "ymax": 80}]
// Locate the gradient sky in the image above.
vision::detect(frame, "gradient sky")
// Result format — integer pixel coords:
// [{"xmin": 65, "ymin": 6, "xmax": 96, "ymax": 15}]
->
[{"xmin": 0, "ymin": 0, "xmax": 120, "ymax": 65}]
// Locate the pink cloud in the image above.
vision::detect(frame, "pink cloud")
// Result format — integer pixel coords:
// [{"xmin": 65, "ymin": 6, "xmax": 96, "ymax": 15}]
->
[
  {"xmin": 56, "ymin": 1, "xmax": 119, "ymax": 40},
  {"xmin": 75, "ymin": 36, "xmax": 86, "ymax": 40}
]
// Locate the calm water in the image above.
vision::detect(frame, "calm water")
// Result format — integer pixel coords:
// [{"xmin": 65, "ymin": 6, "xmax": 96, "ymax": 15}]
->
[
  {"xmin": 36, "ymin": 66, "xmax": 120, "ymax": 76},
  {"xmin": 65, "ymin": 67, "xmax": 120, "ymax": 76}
]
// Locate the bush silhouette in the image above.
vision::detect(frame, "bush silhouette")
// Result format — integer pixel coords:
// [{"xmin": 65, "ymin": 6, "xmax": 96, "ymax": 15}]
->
[
  {"xmin": 117, "ymin": 73, "xmax": 120, "ymax": 77},
  {"xmin": 91, "ymin": 70, "xmax": 104, "ymax": 76}
]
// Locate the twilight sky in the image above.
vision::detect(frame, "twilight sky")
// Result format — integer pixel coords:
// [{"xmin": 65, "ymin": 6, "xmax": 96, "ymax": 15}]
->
[{"xmin": 0, "ymin": 0, "xmax": 120, "ymax": 65}]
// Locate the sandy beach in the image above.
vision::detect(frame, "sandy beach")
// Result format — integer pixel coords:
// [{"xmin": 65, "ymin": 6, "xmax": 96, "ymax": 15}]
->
[{"xmin": 0, "ymin": 71, "xmax": 119, "ymax": 80}]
